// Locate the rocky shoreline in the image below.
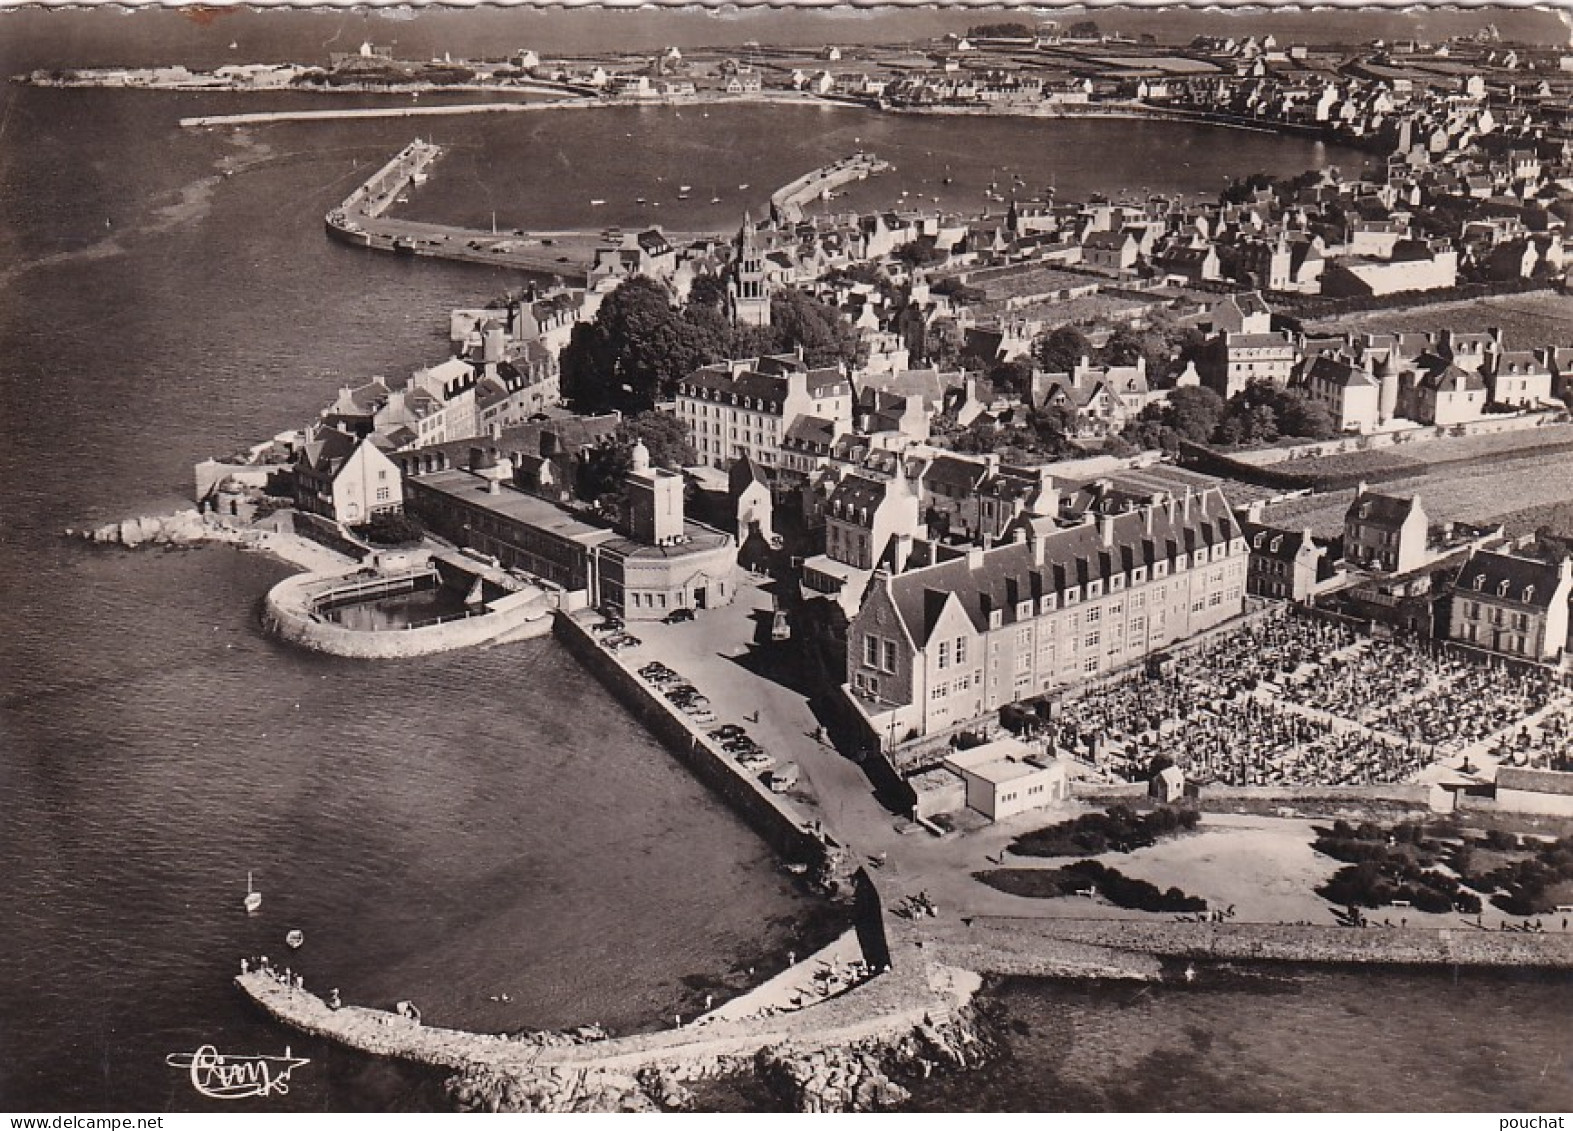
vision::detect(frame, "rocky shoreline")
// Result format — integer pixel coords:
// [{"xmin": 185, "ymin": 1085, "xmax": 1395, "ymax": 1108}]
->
[
  {"xmin": 68, "ymin": 508, "xmax": 356, "ymax": 573},
  {"xmin": 444, "ymin": 1005, "xmax": 992, "ymax": 1114}
]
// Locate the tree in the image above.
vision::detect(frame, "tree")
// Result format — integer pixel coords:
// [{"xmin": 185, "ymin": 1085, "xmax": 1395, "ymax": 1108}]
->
[
  {"xmin": 354, "ymin": 511, "xmax": 425, "ymax": 546},
  {"xmin": 1163, "ymin": 385, "xmax": 1226, "ymax": 445},
  {"xmin": 579, "ymin": 412, "xmax": 698, "ymax": 504},
  {"xmin": 989, "ymin": 357, "xmax": 1036, "ymax": 401},
  {"xmin": 967, "ymin": 21, "xmax": 1034, "ymax": 38},
  {"xmin": 1034, "ymin": 324, "xmax": 1093, "ymax": 374},
  {"xmin": 894, "ymin": 238, "xmax": 947, "ymax": 269},
  {"xmin": 1102, "ymin": 326, "xmax": 1149, "ymax": 367},
  {"xmin": 769, "ymin": 288, "xmax": 865, "ymax": 370},
  {"xmin": 1067, "ymin": 19, "xmax": 1102, "ymax": 38},
  {"xmin": 560, "ymin": 276, "xmax": 723, "ymax": 413},
  {"xmin": 925, "ymin": 317, "xmax": 966, "ymax": 370},
  {"xmin": 1276, "ymin": 388, "xmax": 1337, "ymax": 440},
  {"xmin": 687, "ymin": 273, "xmax": 727, "ymax": 309}
]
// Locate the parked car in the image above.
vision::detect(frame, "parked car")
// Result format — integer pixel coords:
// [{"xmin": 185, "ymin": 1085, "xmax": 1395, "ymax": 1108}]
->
[
  {"xmin": 662, "ymin": 607, "xmax": 695, "ymax": 624},
  {"xmin": 709, "ymin": 725, "xmax": 747, "ymax": 741}
]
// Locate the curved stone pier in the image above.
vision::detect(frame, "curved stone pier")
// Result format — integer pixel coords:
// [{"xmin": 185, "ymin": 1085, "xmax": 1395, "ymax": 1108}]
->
[
  {"xmin": 236, "ymin": 926, "xmax": 982, "ymax": 1111},
  {"xmin": 262, "ymin": 563, "xmax": 552, "ymax": 659}
]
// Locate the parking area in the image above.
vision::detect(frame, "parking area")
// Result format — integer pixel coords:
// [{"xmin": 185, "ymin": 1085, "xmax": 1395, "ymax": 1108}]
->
[{"xmin": 585, "ymin": 575, "xmax": 896, "ymax": 848}]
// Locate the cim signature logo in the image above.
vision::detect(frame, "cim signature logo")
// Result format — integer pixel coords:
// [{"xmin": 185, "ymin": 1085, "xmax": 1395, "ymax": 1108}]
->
[{"xmin": 165, "ymin": 1044, "xmax": 310, "ymax": 1100}]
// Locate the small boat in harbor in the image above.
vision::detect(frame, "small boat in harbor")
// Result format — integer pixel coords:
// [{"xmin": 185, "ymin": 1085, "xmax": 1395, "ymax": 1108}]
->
[
  {"xmin": 244, "ymin": 871, "xmax": 262, "ymax": 913},
  {"xmin": 285, "ymin": 929, "xmax": 305, "ymax": 949},
  {"xmin": 590, "ymin": 198, "xmax": 606, "ymax": 206}
]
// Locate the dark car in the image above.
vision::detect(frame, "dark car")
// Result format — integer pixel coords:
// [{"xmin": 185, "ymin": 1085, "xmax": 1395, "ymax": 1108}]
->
[
  {"xmin": 709, "ymin": 725, "xmax": 747, "ymax": 741},
  {"xmin": 662, "ymin": 607, "xmax": 696, "ymax": 624}
]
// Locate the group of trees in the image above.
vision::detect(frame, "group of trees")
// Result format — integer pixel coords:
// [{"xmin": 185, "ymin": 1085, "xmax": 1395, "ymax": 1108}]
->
[
  {"xmin": 1028, "ymin": 317, "xmax": 1205, "ymax": 390},
  {"xmin": 1121, "ymin": 381, "xmax": 1336, "ymax": 454},
  {"xmin": 577, "ymin": 412, "xmax": 697, "ymax": 506},
  {"xmin": 561, "ymin": 276, "xmax": 864, "ymax": 414}
]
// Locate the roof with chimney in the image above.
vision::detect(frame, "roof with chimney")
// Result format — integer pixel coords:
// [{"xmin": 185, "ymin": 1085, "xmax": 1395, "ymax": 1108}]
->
[
  {"xmin": 1306, "ymin": 354, "xmax": 1378, "ymax": 389},
  {"xmin": 874, "ymin": 488, "xmax": 1240, "ymax": 647},
  {"xmin": 1345, "ymin": 490, "xmax": 1423, "ymax": 529},
  {"xmin": 1453, "ymin": 549, "xmax": 1569, "ymax": 609}
]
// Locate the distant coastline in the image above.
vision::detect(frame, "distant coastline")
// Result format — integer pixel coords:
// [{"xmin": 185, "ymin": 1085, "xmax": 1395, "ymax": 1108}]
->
[{"xmin": 19, "ymin": 67, "xmax": 1349, "ymax": 145}]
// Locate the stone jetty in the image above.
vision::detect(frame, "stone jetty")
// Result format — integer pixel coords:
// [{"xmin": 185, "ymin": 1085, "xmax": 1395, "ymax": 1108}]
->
[{"xmin": 236, "ymin": 925, "xmax": 987, "ymax": 1113}]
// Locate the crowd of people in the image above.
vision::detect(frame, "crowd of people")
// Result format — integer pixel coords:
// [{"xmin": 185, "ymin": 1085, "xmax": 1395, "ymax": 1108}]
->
[{"xmin": 1051, "ymin": 609, "xmax": 1570, "ymax": 788}]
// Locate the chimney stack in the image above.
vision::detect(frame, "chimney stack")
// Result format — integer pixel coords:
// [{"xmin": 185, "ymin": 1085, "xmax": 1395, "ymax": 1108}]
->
[
  {"xmin": 967, "ymin": 545, "xmax": 986, "ymax": 571},
  {"xmin": 1099, "ymin": 512, "xmax": 1116, "ymax": 547}
]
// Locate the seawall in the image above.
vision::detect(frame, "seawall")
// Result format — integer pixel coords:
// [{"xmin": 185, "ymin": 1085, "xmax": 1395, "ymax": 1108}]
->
[
  {"xmin": 950, "ymin": 916, "xmax": 1573, "ymax": 970},
  {"xmin": 236, "ymin": 920, "xmax": 983, "ymax": 1111},
  {"xmin": 263, "ymin": 567, "xmax": 552, "ymax": 659},
  {"xmin": 552, "ymin": 611, "xmax": 823, "ymax": 863}
]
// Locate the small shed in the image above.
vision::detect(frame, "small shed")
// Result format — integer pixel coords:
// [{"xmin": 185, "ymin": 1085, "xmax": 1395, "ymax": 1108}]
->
[{"xmin": 1150, "ymin": 764, "xmax": 1186, "ymax": 804}]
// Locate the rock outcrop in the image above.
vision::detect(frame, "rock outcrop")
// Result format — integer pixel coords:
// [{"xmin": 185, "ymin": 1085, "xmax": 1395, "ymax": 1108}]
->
[
  {"xmin": 754, "ymin": 1008, "xmax": 990, "ymax": 1113},
  {"xmin": 72, "ymin": 509, "xmax": 212, "ymax": 549}
]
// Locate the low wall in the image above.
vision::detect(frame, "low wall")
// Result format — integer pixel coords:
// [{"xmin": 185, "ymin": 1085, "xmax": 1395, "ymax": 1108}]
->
[
  {"xmin": 1224, "ymin": 413, "xmax": 1568, "ymax": 469},
  {"xmin": 962, "ymin": 917, "xmax": 1573, "ymax": 969},
  {"xmin": 236, "ymin": 926, "xmax": 976, "ymax": 1081},
  {"xmin": 263, "ymin": 571, "xmax": 551, "ymax": 659},
  {"xmin": 552, "ymin": 613, "xmax": 822, "ymax": 863}
]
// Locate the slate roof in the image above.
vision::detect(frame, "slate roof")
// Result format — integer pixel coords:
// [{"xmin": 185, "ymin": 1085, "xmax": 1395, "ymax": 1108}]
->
[
  {"xmin": 880, "ymin": 489, "xmax": 1240, "ymax": 647},
  {"xmin": 1346, "ymin": 490, "xmax": 1422, "ymax": 528},
  {"xmin": 1454, "ymin": 549, "xmax": 1568, "ymax": 609},
  {"xmin": 1307, "ymin": 354, "xmax": 1378, "ymax": 389}
]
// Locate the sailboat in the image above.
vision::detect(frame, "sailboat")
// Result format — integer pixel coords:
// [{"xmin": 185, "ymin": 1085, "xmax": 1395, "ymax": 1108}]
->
[{"xmin": 244, "ymin": 871, "xmax": 262, "ymax": 913}]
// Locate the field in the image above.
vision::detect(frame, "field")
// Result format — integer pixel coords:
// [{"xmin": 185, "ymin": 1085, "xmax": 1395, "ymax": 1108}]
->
[
  {"xmin": 1263, "ymin": 444, "xmax": 1573, "ymax": 537},
  {"xmin": 1305, "ymin": 290, "xmax": 1573, "ymax": 347},
  {"xmin": 1257, "ymin": 421, "xmax": 1573, "ymax": 491}
]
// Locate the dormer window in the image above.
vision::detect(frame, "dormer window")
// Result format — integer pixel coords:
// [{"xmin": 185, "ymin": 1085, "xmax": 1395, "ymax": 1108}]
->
[
  {"xmin": 1523, "ymin": 584, "xmax": 1535, "ymax": 602},
  {"xmin": 1254, "ymin": 533, "xmax": 1266, "ymax": 549},
  {"xmin": 1498, "ymin": 579, "xmax": 1511, "ymax": 598},
  {"xmin": 1472, "ymin": 574, "xmax": 1485, "ymax": 591}
]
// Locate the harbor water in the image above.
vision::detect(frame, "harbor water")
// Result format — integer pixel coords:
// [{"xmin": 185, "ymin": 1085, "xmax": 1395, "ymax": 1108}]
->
[{"xmin": 3, "ymin": 10, "xmax": 1572, "ymax": 1112}]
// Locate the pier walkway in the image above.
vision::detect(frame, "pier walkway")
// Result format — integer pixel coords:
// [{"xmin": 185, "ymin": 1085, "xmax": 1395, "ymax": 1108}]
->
[
  {"xmin": 323, "ymin": 138, "xmax": 718, "ymax": 278},
  {"xmin": 236, "ymin": 927, "xmax": 979, "ymax": 1081}
]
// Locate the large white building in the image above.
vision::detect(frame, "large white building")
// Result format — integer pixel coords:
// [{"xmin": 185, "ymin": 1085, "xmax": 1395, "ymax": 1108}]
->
[
  {"xmin": 674, "ymin": 354, "xmax": 853, "ymax": 471},
  {"xmin": 845, "ymin": 488, "xmax": 1248, "ymax": 745}
]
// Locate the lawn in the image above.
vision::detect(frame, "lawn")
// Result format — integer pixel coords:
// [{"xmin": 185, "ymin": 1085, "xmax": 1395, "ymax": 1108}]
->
[
  {"xmin": 1306, "ymin": 290, "xmax": 1573, "ymax": 346},
  {"xmin": 1264, "ymin": 445, "xmax": 1573, "ymax": 538}
]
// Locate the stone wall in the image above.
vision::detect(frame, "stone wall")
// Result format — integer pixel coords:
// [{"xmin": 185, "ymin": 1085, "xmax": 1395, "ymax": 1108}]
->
[
  {"xmin": 263, "ymin": 571, "xmax": 551, "ymax": 659},
  {"xmin": 960, "ymin": 916, "xmax": 1573, "ymax": 968},
  {"xmin": 552, "ymin": 612, "xmax": 823, "ymax": 863}
]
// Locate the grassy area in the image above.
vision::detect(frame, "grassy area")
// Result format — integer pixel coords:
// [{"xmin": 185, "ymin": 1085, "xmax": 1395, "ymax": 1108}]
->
[
  {"xmin": 1311, "ymin": 819, "xmax": 1573, "ymax": 917},
  {"xmin": 1008, "ymin": 804, "xmax": 1200, "ymax": 858},
  {"xmin": 1305, "ymin": 290, "xmax": 1573, "ymax": 345},
  {"xmin": 1264, "ymin": 445, "xmax": 1573, "ymax": 537},
  {"xmin": 1252, "ymin": 424, "xmax": 1573, "ymax": 493},
  {"xmin": 1498, "ymin": 499, "xmax": 1573, "ymax": 540},
  {"xmin": 1312, "ymin": 819, "xmax": 1482, "ymax": 914},
  {"xmin": 975, "ymin": 860, "xmax": 1207, "ymax": 912}
]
